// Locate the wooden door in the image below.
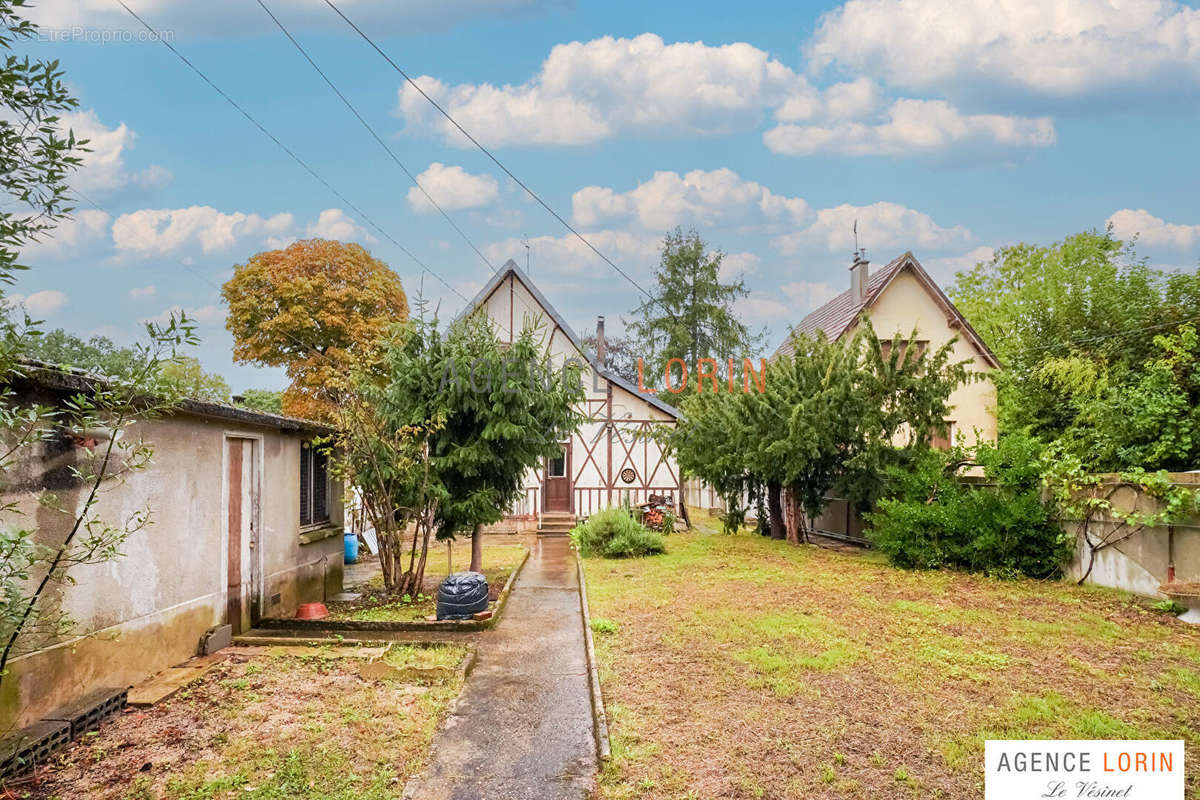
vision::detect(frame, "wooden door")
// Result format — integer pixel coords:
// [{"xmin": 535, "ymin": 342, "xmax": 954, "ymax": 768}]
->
[
  {"xmin": 543, "ymin": 443, "xmax": 572, "ymax": 512},
  {"xmin": 225, "ymin": 437, "xmax": 259, "ymax": 634}
]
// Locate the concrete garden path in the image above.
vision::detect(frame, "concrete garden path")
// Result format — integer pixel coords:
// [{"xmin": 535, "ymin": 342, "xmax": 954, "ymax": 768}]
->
[{"xmin": 402, "ymin": 536, "xmax": 597, "ymax": 800}]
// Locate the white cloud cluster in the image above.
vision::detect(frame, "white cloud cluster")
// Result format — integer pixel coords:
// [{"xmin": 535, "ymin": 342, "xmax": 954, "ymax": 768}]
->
[
  {"xmin": 573, "ymin": 168, "xmax": 809, "ymax": 231},
  {"xmin": 774, "ymin": 201, "xmax": 972, "ymax": 254},
  {"xmin": 19, "ymin": 209, "xmax": 110, "ymax": 262},
  {"xmin": 398, "ymin": 34, "xmax": 805, "ymax": 147},
  {"xmin": 407, "ymin": 163, "xmax": 500, "ymax": 213},
  {"xmin": 807, "ymin": 0, "xmax": 1200, "ymax": 99},
  {"xmin": 1108, "ymin": 209, "xmax": 1200, "ymax": 250},
  {"xmin": 62, "ymin": 110, "xmax": 171, "ymax": 195},
  {"xmin": 765, "ymin": 99, "xmax": 1054, "ymax": 158},
  {"xmin": 111, "ymin": 206, "xmax": 372, "ymax": 259},
  {"xmin": 6, "ymin": 289, "xmax": 68, "ymax": 316},
  {"xmin": 485, "ymin": 230, "xmax": 663, "ymax": 276},
  {"xmin": 396, "ymin": 33, "xmax": 1055, "ymax": 160}
]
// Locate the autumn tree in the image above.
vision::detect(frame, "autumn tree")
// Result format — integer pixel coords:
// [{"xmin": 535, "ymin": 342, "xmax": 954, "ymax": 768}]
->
[{"xmin": 222, "ymin": 239, "xmax": 408, "ymax": 421}]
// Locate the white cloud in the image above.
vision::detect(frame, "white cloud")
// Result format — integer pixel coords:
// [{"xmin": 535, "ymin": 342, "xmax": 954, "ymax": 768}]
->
[
  {"xmin": 19, "ymin": 209, "xmax": 110, "ymax": 261},
  {"xmin": 27, "ymin": 0, "xmax": 557, "ymax": 36},
  {"xmin": 485, "ymin": 230, "xmax": 662, "ymax": 276},
  {"xmin": 719, "ymin": 252, "xmax": 760, "ymax": 281},
  {"xmin": 923, "ymin": 246, "xmax": 996, "ymax": 282},
  {"xmin": 782, "ymin": 280, "xmax": 841, "ymax": 311},
  {"xmin": 8, "ymin": 289, "xmax": 69, "ymax": 316},
  {"xmin": 61, "ymin": 110, "xmax": 170, "ymax": 195},
  {"xmin": 1108, "ymin": 209, "xmax": 1200, "ymax": 250},
  {"xmin": 807, "ymin": 0, "xmax": 1200, "ymax": 100},
  {"xmin": 112, "ymin": 206, "xmax": 294, "ymax": 258},
  {"xmin": 398, "ymin": 34, "xmax": 809, "ymax": 147},
  {"xmin": 407, "ymin": 163, "xmax": 500, "ymax": 213},
  {"xmin": 129, "ymin": 285, "xmax": 157, "ymax": 298},
  {"xmin": 146, "ymin": 304, "xmax": 222, "ymax": 326},
  {"xmin": 765, "ymin": 99, "xmax": 1054, "ymax": 159},
  {"xmin": 305, "ymin": 208, "xmax": 370, "ymax": 242},
  {"xmin": 573, "ymin": 168, "xmax": 810, "ymax": 231},
  {"xmin": 737, "ymin": 294, "xmax": 792, "ymax": 321},
  {"xmin": 774, "ymin": 201, "xmax": 972, "ymax": 254}
]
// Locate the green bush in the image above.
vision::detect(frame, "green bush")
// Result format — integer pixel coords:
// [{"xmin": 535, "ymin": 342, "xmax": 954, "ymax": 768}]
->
[
  {"xmin": 866, "ymin": 434, "xmax": 1071, "ymax": 578},
  {"xmin": 571, "ymin": 507, "xmax": 665, "ymax": 558}
]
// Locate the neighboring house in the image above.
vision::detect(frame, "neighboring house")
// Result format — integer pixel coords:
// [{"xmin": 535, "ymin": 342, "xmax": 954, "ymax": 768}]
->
[
  {"xmin": 2, "ymin": 364, "xmax": 344, "ymax": 730},
  {"xmin": 461, "ymin": 261, "xmax": 682, "ymax": 526},
  {"xmin": 774, "ymin": 250, "xmax": 1000, "ymax": 448},
  {"xmin": 774, "ymin": 251, "xmax": 1000, "ymax": 542}
]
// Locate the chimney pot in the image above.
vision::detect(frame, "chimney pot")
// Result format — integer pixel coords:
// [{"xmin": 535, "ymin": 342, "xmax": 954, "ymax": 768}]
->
[{"xmin": 596, "ymin": 315, "xmax": 606, "ymax": 364}]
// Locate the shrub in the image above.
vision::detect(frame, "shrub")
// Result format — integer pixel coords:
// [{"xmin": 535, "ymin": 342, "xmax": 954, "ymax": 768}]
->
[
  {"xmin": 571, "ymin": 507, "xmax": 665, "ymax": 558},
  {"xmin": 866, "ymin": 433, "xmax": 1071, "ymax": 578}
]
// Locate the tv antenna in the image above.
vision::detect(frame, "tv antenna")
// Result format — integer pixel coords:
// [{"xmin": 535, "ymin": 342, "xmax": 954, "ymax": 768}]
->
[
  {"xmin": 521, "ymin": 235, "xmax": 531, "ymax": 275},
  {"xmin": 852, "ymin": 219, "xmax": 866, "ymax": 262}
]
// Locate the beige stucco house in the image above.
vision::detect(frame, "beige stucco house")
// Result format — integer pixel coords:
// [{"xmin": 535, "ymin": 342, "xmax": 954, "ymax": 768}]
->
[
  {"xmin": 2, "ymin": 364, "xmax": 344, "ymax": 731},
  {"xmin": 774, "ymin": 250, "xmax": 1000, "ymax": 448},
  {"xmin": 462, "ymin": 261, "xmax": 682, "ymax": 529}
]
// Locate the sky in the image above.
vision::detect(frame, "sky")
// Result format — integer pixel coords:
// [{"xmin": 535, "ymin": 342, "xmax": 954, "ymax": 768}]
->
[{"xmin": 10, "ymin": 0, "xmax": 1200, "ymax": 392}]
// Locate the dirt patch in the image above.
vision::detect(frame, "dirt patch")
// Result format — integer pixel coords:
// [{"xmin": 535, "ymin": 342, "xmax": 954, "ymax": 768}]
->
[{"xmin": 7, "ymin": 644, "xmax": 465, "ymax": 800}]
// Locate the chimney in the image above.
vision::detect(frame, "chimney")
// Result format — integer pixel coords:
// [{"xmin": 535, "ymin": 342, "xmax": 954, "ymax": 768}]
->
[
  {"xmin": 850, "ymin": 251, "xmax": 869, "ymax": 304},
  {"xmin": 596, "ymin": 315, "xmax": 606, "ymax": 365}
]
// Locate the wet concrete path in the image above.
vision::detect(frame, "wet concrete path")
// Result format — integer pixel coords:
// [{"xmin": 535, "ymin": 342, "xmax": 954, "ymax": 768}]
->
[{"xmin": 402, "ymin": 536, "xmax": 598, "ymax": 800}]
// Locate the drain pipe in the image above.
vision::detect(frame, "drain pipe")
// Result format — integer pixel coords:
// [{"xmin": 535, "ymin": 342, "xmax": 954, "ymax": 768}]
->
[{"xmin": 1167, "ymin": 524, "xmax": 1176, "ymax": 584}]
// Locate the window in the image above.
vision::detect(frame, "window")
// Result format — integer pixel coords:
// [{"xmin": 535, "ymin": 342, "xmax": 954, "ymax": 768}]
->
[
  {"xmin": 547, "ymin": 451, "xmax": 566, "ymax": 478},
  {"xmin": 879, "ymin": 339, "xmax": 929, "ymax": 363},
  {"xmin": 300, "ymin": 441, "xmax": 329, "ymax": 527},
  {"xmin": 930, "ymin": 420, "xmax": 955, "ymax": 451}
]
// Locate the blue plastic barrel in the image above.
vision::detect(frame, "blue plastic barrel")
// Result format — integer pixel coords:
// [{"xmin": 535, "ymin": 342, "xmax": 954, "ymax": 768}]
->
[{"xmin": 344, "ymin": 531, "xmax": 359, "ymax": 564}]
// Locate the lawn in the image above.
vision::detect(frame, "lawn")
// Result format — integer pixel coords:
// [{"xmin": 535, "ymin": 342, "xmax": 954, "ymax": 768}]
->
[
  {"xmin": 18, "ymin": 644, "xmax": 468, "ymax": 800},
  {"xmin": 583, "ymin": 514, "xmax": 1200, "ymax": 799},
  {"xmin": 330, "ymin": 541, "xmax": 528, "ymax": 622}
]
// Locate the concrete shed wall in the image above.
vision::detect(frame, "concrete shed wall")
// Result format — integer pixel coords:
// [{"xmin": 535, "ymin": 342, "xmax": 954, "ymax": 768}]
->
[{"xmin": 1, "ymin": 412, "xmax": 343, "ymax": 729}]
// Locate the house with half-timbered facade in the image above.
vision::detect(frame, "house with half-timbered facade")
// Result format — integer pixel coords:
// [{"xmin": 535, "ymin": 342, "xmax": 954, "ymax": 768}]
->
[{"xmin": 460, "ymin": 260, "xmax": 681, "ymax": 531}]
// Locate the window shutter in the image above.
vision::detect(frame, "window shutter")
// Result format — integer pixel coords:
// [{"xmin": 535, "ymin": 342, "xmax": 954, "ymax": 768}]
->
[
  {"xmin": 300, "ymin": 444, "xmax": 311, "ymax": 525},
  {"xmin": 313, "ymin": 450, "xmax": 328, "ymax": 523}
]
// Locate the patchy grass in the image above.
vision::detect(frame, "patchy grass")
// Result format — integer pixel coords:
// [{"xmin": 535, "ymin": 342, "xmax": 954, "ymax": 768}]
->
[
  {"xmin": 20, "ymin": 646, "xmax": 463, "ymax": 800},
  {"xmin": 583, "ymin": 514, "xmax": 1200, "ymax": 799},
  {"xmin": 381, "ymin": 644, "xmax": 469, "ymax": 672},
  {"xmin": 329, "ymin": 543, "xmax": 526, "ymax": 622}
]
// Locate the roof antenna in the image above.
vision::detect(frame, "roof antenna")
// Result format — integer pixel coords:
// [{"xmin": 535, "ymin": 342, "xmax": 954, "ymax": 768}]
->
[
  {"xmin": 852, "ymin": 219, "xmax": 865, "ymax": 263},
  {"xmin": 522, "ymin": 234, "xmax": 531, "ymax": 276}
]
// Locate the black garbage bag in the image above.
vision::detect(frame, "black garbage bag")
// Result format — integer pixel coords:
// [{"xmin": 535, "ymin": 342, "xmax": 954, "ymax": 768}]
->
[{"xmin": 436, "ymin": 571, "xmax": 489, "ymax": 620}]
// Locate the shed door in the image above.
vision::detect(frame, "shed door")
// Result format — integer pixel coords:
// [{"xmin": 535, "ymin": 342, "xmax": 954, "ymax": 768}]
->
[
  {"xmin": 225, "ymin": 437, "xmax": 260, "ymax": 634},
  {"xmin": 543, "ymin": 443, "xmax": 572, "ymax": 512}
]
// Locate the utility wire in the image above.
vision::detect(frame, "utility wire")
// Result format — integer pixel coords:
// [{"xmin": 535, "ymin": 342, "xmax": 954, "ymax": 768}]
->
[
  {"xmin": 112, "ymin": 0, "xmax": 469, "ymax": 307},
  {"xmin": 320, "ymin": 0, "xmax": 669, "ymax": 314},
  {"xmin": 254, "ymin": 0, "xmax": 495, "ymax": 277}
]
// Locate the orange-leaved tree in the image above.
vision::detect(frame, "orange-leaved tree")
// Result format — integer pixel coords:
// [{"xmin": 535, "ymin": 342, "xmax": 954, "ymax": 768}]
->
[{"xmin": 222, "ymin": 239, "xmax": 408, "ymax": 420}]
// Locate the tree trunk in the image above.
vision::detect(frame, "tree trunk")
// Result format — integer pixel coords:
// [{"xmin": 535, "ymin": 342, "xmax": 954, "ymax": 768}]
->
[
  {"xmin": 784, "ymin": 487, "xmax": 799, "ymax": 545},
  {"xmin": 469, "ymin": 522, "xmax": 484, "ymax": 572},
  {"xmin": 767, "ymin": 481, "xmax": 786, "ymax": 540}
]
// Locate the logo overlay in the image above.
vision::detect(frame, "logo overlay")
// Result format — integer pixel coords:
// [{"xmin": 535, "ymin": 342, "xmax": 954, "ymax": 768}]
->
[{"xmin": 985, "ymin": 740, "xmax": 1183, "ymax": 799}]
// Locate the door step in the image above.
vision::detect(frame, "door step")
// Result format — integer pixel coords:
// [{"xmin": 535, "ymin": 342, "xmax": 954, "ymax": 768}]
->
[{"xmin": 539, "ymin": 513, "xmax": 576, "ymax": 536}]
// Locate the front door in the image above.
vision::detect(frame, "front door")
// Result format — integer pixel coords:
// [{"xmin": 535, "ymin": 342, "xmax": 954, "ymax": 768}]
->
[
  {"xmin": 225, "ymin": 437, "xmax": 260, "ymax": 634},
  {"xmin": 544, "ymin": 443, "xmax": 572, "ymax": 512}
]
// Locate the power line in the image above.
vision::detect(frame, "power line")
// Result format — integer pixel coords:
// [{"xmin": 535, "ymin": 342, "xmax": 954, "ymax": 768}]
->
[
  {"xmin": 320, "ymin": 0, "xmax": 668, "ymax": 314},
  {"xmin": 112, "ymin": 0, "xmax": 469, "ymax": 307},
  {"xmin": 254, "ymin": 0, "xmax": 495, "ymax": 277}
]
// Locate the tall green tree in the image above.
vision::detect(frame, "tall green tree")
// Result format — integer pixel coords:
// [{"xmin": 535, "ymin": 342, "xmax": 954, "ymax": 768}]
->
[
  {"xmin": 626, "ymin": 228, "xmax": 763, "ymax": 382},
  {"xmin": 948, "ymin": 230, "xmax": 1200, "ymax": 443},
  {"xmin": 433, "ymin": 314, "xmax": 585, "ymax": 571}
]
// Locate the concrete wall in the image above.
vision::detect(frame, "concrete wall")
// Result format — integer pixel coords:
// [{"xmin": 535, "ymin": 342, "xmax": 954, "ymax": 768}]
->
[
  {"xmin": 2, "ymin": 411, "xmax": 343, "ymax": 729},
  {"xmin": 1063, "ymin": 476, "xmax": 1200, "ymax": 598},
  {"xmin": 850, "ymin": 268, "xmax": 998, "ymax": 447}
]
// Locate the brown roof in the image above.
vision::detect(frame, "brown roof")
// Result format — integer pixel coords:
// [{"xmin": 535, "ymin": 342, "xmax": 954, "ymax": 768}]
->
[{"xmin": 772, "ymin": 252, "xmax": 1000, "ymax": 368}]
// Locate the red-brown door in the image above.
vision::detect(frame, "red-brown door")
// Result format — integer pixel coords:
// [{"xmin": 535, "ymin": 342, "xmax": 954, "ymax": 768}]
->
[{"xmin": 544, "ymin": 443, "xmax": 572, "ymax": 512}]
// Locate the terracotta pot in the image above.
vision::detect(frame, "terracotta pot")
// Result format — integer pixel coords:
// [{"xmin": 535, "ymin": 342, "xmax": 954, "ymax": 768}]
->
[{"xmin": 295, "ymin": 602, "xmax": 329, "ymax": 620}]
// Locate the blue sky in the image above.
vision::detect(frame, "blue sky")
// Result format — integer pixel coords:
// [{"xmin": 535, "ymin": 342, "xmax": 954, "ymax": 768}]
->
[{"xmin": 11, "ymin": 0, "xmax": 1200, "ymax": 391}]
